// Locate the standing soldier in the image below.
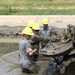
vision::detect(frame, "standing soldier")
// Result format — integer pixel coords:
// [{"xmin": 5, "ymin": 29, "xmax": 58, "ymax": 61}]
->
[
  {"xmin": 19, "ymin": 27, "xmax": 39, "ymax": 74},
  {"xmin": 39, "ymin": 18, "xmax": 63, "ymax": 75},
  {"xmin": 30, "ymin": 23, "xmax": 41, "ymax": 61},
  {"xmin": 39, "ymin": 18, "xmax": 56, "ymax": 48},
  {"xmin": 39, "ymin": 18, "xmax": 53, "ymax": 37}
]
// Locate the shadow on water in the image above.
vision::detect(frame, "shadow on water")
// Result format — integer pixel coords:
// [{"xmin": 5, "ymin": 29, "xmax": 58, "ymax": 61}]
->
[{"xmin": 0, "ymin": 43, "xmax": 19, "ymax": 57}]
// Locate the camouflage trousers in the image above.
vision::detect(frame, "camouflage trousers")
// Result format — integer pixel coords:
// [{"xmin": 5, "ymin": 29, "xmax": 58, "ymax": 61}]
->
[{"xmin": 21, "ymin": 63, "xmax": 40, "ymax": 74}]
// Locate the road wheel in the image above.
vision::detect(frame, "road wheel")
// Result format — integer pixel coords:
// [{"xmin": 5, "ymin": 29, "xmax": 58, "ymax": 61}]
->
[
  {"xmin": 65, "ymin": 62, "xmax": 75, "ymax": 75},
  {"xmin": 61, "ymin": 58, "xmax": 75, "ymax": 75}
]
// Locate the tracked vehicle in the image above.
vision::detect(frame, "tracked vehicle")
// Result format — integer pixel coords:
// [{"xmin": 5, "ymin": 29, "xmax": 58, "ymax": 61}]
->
[{"xmin": 40, "ymin": 25, "xmax": 75, "ymax": 75}]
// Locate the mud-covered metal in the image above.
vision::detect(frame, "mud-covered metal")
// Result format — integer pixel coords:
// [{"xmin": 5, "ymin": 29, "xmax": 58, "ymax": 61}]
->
[
  {"xmin": 39, "ymin": 41, "xmax": 73, "ymax": 57},
  {"xmin": 40, "ymin": 25, "xmax": 75, "ymax": 57},
  {"xmin": 60, "ymin": 58, "xmax": 75, "ymax": 75}
]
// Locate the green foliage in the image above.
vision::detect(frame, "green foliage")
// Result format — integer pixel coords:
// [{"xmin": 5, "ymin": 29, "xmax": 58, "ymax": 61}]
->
[
  {"xmin": 4, "ymin": 6, "xmax": 12, "ymax": 15},
  {"xmin": 0, "ymin": 0, "xmax": 75, "ymax": 15}
]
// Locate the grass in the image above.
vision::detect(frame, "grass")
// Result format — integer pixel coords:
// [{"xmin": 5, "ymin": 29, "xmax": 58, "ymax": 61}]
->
[{"xmin": 0, "ymin": 0, "xmax": 75, "ymax": 15}]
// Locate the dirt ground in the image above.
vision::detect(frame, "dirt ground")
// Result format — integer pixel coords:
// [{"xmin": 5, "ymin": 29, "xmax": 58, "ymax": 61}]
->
[{"xmin": 0, "ymin": 15, "xmax": 75, "ymax": 42}]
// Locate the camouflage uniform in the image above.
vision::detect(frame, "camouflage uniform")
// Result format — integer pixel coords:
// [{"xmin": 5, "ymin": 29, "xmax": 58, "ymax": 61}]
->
[
  {"xmin": 39, "ymin": 26, "xmax": 55, "ymax": 48},
  {"xmin": 39, "ymin": 27, "xmax": 63, "ymax": 75},
  {"xmin": 39, "ymin": 26, "xmax": 54, "ymax": 37},
  {"xmin": 43, "ymin": 56, "xmax": 63, "ymax": 75},
  {"xmin": 19, "ymin": 38, "xmax": 39, "ymax": 73},
  {"xmin": 30, "ymin": 34, "xmax": 42, "ymax": 61}
]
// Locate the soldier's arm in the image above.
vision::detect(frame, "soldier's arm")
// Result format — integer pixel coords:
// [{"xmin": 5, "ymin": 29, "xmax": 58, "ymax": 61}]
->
[{"xmin": 28, "ymin": 49, "xmax": 37, "ymax": 56}]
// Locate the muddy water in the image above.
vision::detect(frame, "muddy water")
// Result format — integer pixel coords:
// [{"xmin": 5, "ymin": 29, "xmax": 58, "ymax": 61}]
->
[
  {"xmin": 0, "ymin": 43, "xmax": 19, "ymax": 57},
  {"xmin": 0, "ymin": 43, "xmax": 50, "ymax": 75}
]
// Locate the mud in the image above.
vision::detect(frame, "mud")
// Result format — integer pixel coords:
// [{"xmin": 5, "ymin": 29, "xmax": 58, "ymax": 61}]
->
[
  {"xmin": 0, "ymin": 24, "xmax": 74, "ymax": 75},
  {"xmin": 0, "ymin": 42, "xmax": 50, "ymax": 75},
  {"xmin": 0, "ymin": 25, "xmax": 24, "ymax": 38},
  {"xmin": 0, "ymin": 25, "xmax": 64, "ymax": 38}
]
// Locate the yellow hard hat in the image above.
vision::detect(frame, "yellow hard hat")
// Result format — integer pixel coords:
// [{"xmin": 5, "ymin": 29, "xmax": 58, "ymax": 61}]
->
[
  {"xmin": 42, "ymin": 18, "xmax": 49, "ymax": 24},
  {"xmin": 28, "ymin": 20, "xmax": 35, "ymax": 28},
  {"xmin": 32, "ymin": 23, "xmax": 40, "ymax": 30},
  {"xmin": 22, "ymin": 27, "xmax": 34, "ymax": 35}
]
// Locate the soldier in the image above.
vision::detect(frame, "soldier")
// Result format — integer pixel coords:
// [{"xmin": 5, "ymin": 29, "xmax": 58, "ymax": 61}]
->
[
  {"xmin": 19, "ymin": 27, "xmax": 39, "ymax": 74},
  {"xmin": 30, "ymin": 23, "xmax": 41, "ymax": 61},
  {"xmin": 39, "ymin": 18, "xmax": 53, "ymax": 37},
  {"xmin": 39, "ymin": 18, "xmax": 57, "ymax": 48},
  {"xmin": 28, "ymin": 20, "xmax": 35, "ymax": 28},
  {"xmin": 39, "ymin": 18, "xmax": 63, "ymax": 75},
  {"xmin": 18, "ymin": 20, "xmax": 35, "ymax": 35}
]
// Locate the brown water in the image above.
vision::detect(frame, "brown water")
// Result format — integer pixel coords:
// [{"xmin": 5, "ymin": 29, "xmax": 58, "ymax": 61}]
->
[
  {"xmin": 0, "ymin": 43, "xmax": 19, "ymax": 57},
  {"xmin": 0, "ymin": 42, "xmax": 50, "ymax": 75}
]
